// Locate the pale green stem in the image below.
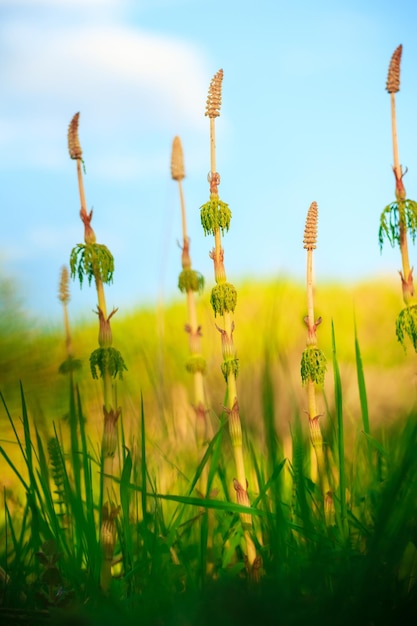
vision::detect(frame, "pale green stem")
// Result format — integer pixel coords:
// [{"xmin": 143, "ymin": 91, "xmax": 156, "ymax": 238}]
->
[
  {"xmin": 305, "ymin": 250, "xmax": 330, "ymax": 506},
  {"xmin": 391, "ymin": 93, "xmax": 400, "ymax": 178},
  {"xmin": 390, "ymin": 93, "xmax": 415, "ymax": 302},
  {"xmin": 306, "ymin": 250, "xmax": 315, "ymax": 340},
  {"xmin": 208, "ymin": 106, "xmax": 257, "ymax": 571},
  {"xmin": 210, "ymin": 118, "xmax": 216, "ymax": 174},
  {"xmin": 178, "ymin": 179, "xmax": 188, "ymax": 242},
  {"xmin": 76, "ymin": 159, "xmax": 88, "ymax": 217}
]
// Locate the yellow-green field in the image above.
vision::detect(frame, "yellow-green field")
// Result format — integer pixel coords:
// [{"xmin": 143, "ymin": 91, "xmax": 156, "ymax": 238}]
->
[{"xmin": 1, "ymin": 275, "xmax": 415, "ymax": 491}]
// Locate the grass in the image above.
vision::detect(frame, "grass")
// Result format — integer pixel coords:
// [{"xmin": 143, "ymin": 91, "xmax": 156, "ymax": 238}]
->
[
  {"xmin": 1, "ymin": 276, "xmax": 417, "ymax": 625},
  {"xmin": 2, "ymin": 51, "xmax": 417, "ymax": 624}
]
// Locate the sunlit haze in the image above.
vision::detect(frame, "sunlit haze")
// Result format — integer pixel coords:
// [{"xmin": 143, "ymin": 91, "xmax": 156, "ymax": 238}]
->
[{"xmin": 1, "ymin": 0, "xmax": 417, "ymax": 322}]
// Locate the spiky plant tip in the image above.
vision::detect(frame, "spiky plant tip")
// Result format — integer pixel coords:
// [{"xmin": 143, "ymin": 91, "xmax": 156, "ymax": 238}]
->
[
  {"xmin": 171, "ymin": 135, "xmax": 185, "ymax": 181},
  {"xmin": 303, "ymin": 201, "xmax": 318, "ymax": 250},
  {"xmin": 58, "ymin": 266, "xmax": 70, "ymax": 303},
  {"xmin": 68, "ymin": 112, "xmax": 83, "ymax": 160},
  {"xmin": 205, "ymin": 69, "xmax": 224, "ymax": 118},
  {"xmin": 386, "ymin": 44, "xmax": 402, "ymax": 93}
]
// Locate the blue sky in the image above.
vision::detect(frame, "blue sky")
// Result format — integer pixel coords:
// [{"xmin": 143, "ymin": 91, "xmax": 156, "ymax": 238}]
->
[{"xmin": 1, "ymin": 0, "xmax": 417, "ymax": 323}]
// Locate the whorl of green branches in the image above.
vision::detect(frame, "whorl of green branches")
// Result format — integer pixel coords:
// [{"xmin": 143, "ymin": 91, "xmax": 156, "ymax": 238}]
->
[
  {"xmin": 200, "ymin": 197, "xmax": 232, "ymax": 236},
  {"xmin": 70, "ymin": 243, "xmax": 114, "ymax": 287},
  {"xmin": 396, "ymin": 304, "xmax": 417, "ymax": 351},
  {"xmin": 210, "ymin": 282, "xmax": 237, "ymax": 317},
  {"xmin": 185, "ymin": 355, "xmax": 207, "ymax": 374},
  {"xmin": 178, "ymin": 269, "xmax": 205, "ymax": 294},
  {"xmin": 221, "ymin": 358, "xmax": 239, "ymax": 382},
  {"xmin": 379, "ymin": 199, "xmax": 417, "ymax": 250},
  {"xmin": 301, "ymin": 347, "xmax": 327, "ymax": 386},
  {"xmin": 90, "ymin": 347, "xmax": 127, "ymax": 380}
]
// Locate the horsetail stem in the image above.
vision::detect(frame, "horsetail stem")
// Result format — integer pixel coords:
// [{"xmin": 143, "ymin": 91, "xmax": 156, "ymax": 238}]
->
[
  {"xmin": 387, "ymin": 45, "xmax": 414, "ymax": 302},
  {"xmin": 67, "ymin": 112, "xmax": 125, "ymax": 592},
  {"xmin": 301, "ymin": 202, "xmax": 330, "ymax": 511},
  {"xmin": 201, "ymin": 70, "xmax": 258, "ymax": 576},
  {"xmin": 379, "ymin": 47, "xmax": 417, "ymax": 349},
  {"xmin": 380, "ymin": 45, "xmax": 417, "ymax": 304},
  {"xmin": 171, "ymin": 136, "xmax": 207, "ymax": 447},
  {"xmin": 386, "ymin": 45, "xmax": 402, "ymax": 175}
]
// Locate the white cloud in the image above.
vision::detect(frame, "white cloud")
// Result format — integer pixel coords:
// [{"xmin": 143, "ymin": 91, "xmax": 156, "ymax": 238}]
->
[
  {"xmin": 0, "ymin": 0, "xmax": 127, "ymax": 9},
  {"xmin": 3, "ymin": 22, "xmax": 207, "ymax": 120},
  {"xmin": 0, "ymin": 5, "xmax": 209, "ymax": 171}
]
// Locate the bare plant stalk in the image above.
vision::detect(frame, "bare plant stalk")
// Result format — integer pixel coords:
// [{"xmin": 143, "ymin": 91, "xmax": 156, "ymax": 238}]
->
[
  {"xmin": 301, "ymin": 202, "xmax": 332, "ymax": 520},
  {"xmin": 68, "ymin": 113, "xmax": 125, "ymax": 592},
  {"xmin": 201, "ymin": 70, "xmax": 259, "ymax": 577}
]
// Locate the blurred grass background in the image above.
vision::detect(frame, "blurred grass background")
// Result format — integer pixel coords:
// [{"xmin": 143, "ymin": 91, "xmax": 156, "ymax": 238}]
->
[
  {"xmin": 2, "ymin": 272, "xmax": 417, "ymax": 624},
  {"xmin": 1, "ymin": 273, "xmax": 415, "ymax": 485}
]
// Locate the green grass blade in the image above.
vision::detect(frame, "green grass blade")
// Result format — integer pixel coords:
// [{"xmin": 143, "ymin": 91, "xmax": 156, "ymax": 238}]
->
[
  {"xmin": 331, "ymin": 321, "xmax": 348, "ymax": 540},
  {"xmin": 120, "ymin": 445, "xmax": 133, "ymax": 569},
  {"xmin": 140, "ymin": 392, "xmax": 147, "ymax": 521},
  {"xmin": 0, "ymin": 446, "xmax": 30, "ymax": 492},
  {"xmin": 354, "ymin": 316, "xmax": 370, "ymax": 435},
  {"xmin": 67, "ymin": 378, "xmax": 82, "ymax": 499}
]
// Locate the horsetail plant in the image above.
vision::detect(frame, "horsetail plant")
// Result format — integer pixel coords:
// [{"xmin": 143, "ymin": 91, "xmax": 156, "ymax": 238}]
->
[
  {"xmin": 301, "ymin": 202, "xmax": 331, "ymax": 518},
  {"xmin": 200, "ymin": 69, "xmax": 259, "ymax": 578},
  {"xmin": 58, "ymin": 266, "xmax": 81, "ymax": 377},
  {"xmin": 171, "ymin": 136, "xmax": 207, "ymax": 447},
  {"xmin": 379, "ymin": 45, "xmax": 417, "ymax": 351},
  {"xmin": 67, "ymin": 112, "xmax": 125, "ymax": 592}
]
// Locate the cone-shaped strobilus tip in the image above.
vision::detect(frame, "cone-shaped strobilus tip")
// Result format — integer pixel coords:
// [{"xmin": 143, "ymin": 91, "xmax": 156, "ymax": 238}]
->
[
  {"xmin": 68, "ymin": 112, "xmax": 83, "ymax": 160},
  {"xmin": 205, "ymin": 69, "xmax": 224, "ymax": 119},
  {"xmin": 386, "ymin": 44, "xmax": 402, "ymax": 94},
  {"xmin": 171, "ymin": 136, "xmax": 185, "ymax": 181},
  {"xmin": 303, "ymin": 201, "xmax": 318, "ymax": 251}
]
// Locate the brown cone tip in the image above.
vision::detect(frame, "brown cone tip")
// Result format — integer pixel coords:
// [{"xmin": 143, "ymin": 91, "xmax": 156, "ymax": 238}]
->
[
  {"xmin": 171, "ymin": 136, "xmax": 185, "ymax": 180},
  {"xmin": 303, "ymin": 202, "xmax": 318, "ymax": 250},
  {"xmin": 205, "ymin": 69, "xmax": 224, "ymax": 118},
  {"xmin": 68, "ymin": 112, "xmax": 82, "ymax": 160},
  {"xmin": 386, "ymin": 44, "xmax": 402, "ymax": 93}
]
